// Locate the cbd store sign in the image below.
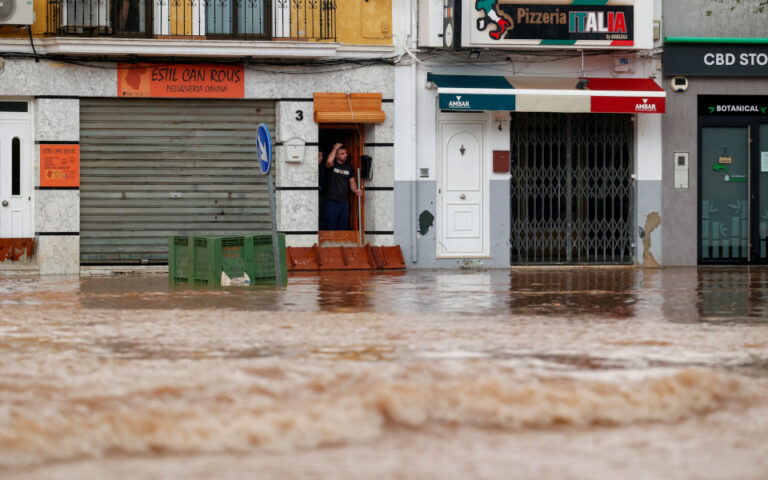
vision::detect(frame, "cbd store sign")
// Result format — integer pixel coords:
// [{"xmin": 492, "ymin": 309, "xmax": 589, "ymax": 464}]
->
[{"xmin": 467, "ymin": 0, "xmax": 634, "ymax": 48}]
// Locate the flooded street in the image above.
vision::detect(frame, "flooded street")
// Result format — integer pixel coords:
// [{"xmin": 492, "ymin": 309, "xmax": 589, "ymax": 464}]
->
[{"xmin": 2, "ymin": 268, "xmax": 768, "ymax": 479}]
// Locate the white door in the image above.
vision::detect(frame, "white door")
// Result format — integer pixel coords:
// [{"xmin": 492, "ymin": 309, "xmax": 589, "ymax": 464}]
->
[
  {"xmin": 438, "ymin": 122, "xmax": 485, "ymax": 256},
  {"xmin": 0, "ymin": 120, "xmax": 32, "ymax": 238}
]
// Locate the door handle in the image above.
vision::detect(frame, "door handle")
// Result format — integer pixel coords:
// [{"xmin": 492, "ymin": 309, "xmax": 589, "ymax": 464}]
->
[
  {"xmin": 460, "ymin": 194, "xmax": 466, "ymax": 200},
  {"xmin": 1, "ymin": 200, "xmax": 8, "ymax": 207}
]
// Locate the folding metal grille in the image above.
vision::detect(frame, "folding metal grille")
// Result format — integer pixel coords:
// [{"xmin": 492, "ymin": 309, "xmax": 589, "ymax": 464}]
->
[{"xmin": 510, "ymin": 112, "xmax": 634, "ymax": 264}]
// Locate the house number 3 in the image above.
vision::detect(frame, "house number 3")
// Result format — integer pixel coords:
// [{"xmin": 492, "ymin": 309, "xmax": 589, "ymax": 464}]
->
[{"xmin": 295, "ymin": 110, "xmax": 304, "ymax": 121}]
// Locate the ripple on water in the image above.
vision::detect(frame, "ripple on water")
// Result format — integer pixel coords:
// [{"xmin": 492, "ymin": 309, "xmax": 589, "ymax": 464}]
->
[{"xmin": 0, "ymin": 366, "xmax": 762, "ymax": 468}]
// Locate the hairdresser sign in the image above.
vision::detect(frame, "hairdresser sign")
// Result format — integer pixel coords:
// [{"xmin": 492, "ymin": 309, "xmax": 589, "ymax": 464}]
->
[{"xmin": 118, "ymin": 63, "xmax": 245, "ymax": 98}]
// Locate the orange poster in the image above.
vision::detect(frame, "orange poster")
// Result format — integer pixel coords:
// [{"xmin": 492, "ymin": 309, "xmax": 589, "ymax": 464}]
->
[
  {"xmin": 118, "ymin": 63, "xmax": 245, "ymax": 99},
  {"xmin": 40, "ymin": 144, "xmax": 80, "ymax": 188}
]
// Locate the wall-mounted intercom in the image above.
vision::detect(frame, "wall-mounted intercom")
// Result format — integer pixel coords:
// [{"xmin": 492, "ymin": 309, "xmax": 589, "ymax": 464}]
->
[{"xmin": 674, "ymin": 152, "xmax": 689, "ymax": 189}]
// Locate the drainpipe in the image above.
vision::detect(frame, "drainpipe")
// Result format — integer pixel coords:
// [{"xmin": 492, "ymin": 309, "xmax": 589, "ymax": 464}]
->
[{"xmin": 409, "ymin": 0, "xmax": 419, "ymax": 264}]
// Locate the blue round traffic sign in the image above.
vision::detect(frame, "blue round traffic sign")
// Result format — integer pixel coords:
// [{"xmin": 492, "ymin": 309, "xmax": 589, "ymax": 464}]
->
[{"xmin": 256, "ymin": 123, "xmax": 272, "ymax": 175}]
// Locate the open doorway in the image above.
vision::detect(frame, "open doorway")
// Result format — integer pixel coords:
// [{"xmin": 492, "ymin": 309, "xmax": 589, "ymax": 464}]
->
[{"xmin": 318, "ymin": 125, "xmax": 365, "ymax": 245}]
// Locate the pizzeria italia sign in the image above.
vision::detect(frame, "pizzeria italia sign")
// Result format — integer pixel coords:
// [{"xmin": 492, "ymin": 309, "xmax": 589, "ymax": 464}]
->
[{"xmin": 467, "ymin": 0, "xmax": 635, "ymax": 48}]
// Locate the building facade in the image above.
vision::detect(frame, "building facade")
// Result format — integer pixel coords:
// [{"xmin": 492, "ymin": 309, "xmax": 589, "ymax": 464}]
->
[
  {"xmin": 394, "ymin": 0, "xmax": 665, "ymax": 268},
  {"xmin": 0, "ymin": 0, "xmax": 397, "ymax": 274},
  {"xmin": 661, "ymin": 0, "xmax": 768, "ymax": 266}
]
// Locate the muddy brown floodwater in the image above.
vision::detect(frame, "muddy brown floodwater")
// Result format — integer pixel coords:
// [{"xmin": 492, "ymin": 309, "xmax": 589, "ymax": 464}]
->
[{"xmin": 1, "ymin": 267, "xmax": 768, "ymax": 479}]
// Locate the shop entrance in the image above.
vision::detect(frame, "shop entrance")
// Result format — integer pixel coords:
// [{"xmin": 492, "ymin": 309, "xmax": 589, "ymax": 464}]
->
[
  {"xmin": 509, "ymin": 112, "xmax": 634, "ymax": 264},
  {"xmin": 699, "ymin": 121, "xmax": 768, "ymax": 264},
  {"xmin": 318, "ymin": 126, "xmax": 365, "ymax": 243}
]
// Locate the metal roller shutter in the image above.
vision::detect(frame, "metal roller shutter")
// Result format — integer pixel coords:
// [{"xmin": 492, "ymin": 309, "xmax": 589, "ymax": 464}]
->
[
  {"xmin": 510, "ymin": 112, "xmax": 633, "ymax": 265},
  {"xmin": 80, "ymin": 98, "xmax": 275, "ymax": 265}
]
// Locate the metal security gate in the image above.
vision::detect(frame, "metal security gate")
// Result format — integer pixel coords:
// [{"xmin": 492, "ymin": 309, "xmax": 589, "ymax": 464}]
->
[
  {"xmin": 510, "ymin": 112, "xmax": 633, "ymax": 264},
  {"xmin": 80, "ymin": 99, "xmax": 275, "ymax": 265}
]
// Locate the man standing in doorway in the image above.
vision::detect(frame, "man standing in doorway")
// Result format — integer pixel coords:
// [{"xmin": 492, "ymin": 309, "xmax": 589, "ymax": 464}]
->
[{"xmin": 324, "ymin": 143, "xmax": 362, "ymax": 230}]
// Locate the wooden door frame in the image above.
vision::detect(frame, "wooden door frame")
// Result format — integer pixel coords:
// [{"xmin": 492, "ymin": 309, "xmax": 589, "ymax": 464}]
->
[{"xmin": 318, "ymin": 124, "xmax": 366, "ymax": 245}]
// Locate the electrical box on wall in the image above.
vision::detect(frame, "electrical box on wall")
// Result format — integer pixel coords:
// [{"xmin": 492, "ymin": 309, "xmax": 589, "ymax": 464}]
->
[
  {"xmin": 284, "ymin": 137, "xmax": 305, "ymax": 163},
  {"xmin": 674, "ymin": 152, "xmax": 689, "ymax": 189},
  {"xmin": 614, "ymin": 55, "xmax": 634, "ymax": 73}
]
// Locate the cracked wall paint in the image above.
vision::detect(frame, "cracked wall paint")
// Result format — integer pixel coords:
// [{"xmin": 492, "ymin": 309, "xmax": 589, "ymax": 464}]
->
[{"xmin": 642, "ymin": 212, "xmax": 661, "ymax": 268}]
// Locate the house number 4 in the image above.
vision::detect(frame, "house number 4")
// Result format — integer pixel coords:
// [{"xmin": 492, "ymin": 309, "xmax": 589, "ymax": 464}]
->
[{"xmin": 295, "ymin": 110, "xmax": 304, "ymax": 121}]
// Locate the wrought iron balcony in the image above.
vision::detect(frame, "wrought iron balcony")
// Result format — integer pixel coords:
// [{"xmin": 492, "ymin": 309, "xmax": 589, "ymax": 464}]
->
[{"xmin": 46, "ymin": 0, "xmax": 336, "ymax": 40}]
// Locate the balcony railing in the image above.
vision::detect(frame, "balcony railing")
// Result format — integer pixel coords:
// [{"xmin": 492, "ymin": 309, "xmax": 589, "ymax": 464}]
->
[{"xmin": 46, "ymin": 0, "xmax": 336, "ymax": 40}]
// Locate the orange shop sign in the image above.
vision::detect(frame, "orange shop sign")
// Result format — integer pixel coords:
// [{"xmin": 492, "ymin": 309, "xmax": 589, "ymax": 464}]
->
[
  {"xmin": 40, "ymin": 144, "xmax": 80, "ymax": 188},
  {"xmin": 118, "ymin": 63, "xmax": 245, "ymax": 98}
]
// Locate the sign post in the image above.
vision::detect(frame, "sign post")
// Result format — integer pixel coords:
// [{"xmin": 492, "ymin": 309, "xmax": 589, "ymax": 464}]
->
[{"xmin": 256, "ymin": 123, "xmax": 282, "ymax": 286}]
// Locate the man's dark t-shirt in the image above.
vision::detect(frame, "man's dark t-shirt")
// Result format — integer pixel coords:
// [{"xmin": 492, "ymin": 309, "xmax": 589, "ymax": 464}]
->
[{"xmin": 325, "ymin": 163, "xmax": 353, "ymax": 203}]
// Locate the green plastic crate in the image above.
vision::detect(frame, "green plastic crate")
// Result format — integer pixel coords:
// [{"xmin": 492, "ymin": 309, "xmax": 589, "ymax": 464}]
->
[
  {"xmin": 169, "ymin": 234, "xmax": 287, "ymax": 286},
  {"xmin": 169, "ymin": 236, "xmax": 194, "ymax": 284}
]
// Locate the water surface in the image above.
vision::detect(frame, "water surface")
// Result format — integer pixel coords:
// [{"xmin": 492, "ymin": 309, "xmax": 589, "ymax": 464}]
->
[{"xmin": 1, "ymin": 268, "xmax": 767, "ymax": 479}]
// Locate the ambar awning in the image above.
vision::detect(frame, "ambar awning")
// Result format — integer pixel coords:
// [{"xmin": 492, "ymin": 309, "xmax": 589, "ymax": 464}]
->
[{"xmin": 427, "ymin": 74, "xmax": 665, "ymax": 114}]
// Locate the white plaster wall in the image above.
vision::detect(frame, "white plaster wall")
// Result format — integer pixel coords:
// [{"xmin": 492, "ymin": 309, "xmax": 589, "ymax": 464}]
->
[
  {"xmin": 415, "ymin": 67, "xmax": 438, "ymax": 182},
  {"xmin": 487, "ymin": 111, "xmax": 511, "ymax": 182},
  {"xmin": 633, "ymin": 0, "xmax": 655, "ymax": 50},
  {"xmin": 37, "ymin": 236, "xmax": 79, "ymax": 275},
  {"xmin": 364, "ymin": 146, "xmax": 395, "ymax": 188},
  {"xmin": 284, "ymin": 234, "xmax": 317, "ymax": 248},
  {"xmin": 636, "ymin": 113, "xmax": 664, "ymax": 266},
  {"xmin": 275, "ymin": 145, "xmax": 319, "ymax": 188},
  {"xmin": 364, "ymin": 190, "xmax": 395, "ymax": 232},
  {"xmin": 277, "ymin": 190, "xmax": 317, "ymax": 232},
  {"xmin": 394, "ymin": 64, "xmax": 417, "ymax": 182},
  {"xmin": 244, "ymin": 64, "xmax": 395, "ymax": 99},
  {"xmin": 637, "ymin": 114, "xmax": 663, "ymax": 182},
  {"xmin": 35, "ymin": 191, "xmax": 79, "ymax": 233},
  {"xmin": 35, "ymin": 99, "xmax": 79, "ymax": 142},
  {"xmin": 32, "ymin": 98, "xmax": 82, "ymax": 275},
  {"xmin": 0, "ymin": 59, "xmax": 115, "ymax": 97},
  {"xmin": 0, "ymin": 59, "xmax": 395, "ymax": 100},
  {"xmin": 369, "ymin": 103, "xmax": 395, "ymax": 144},
  {"xmin": 276, "ymin": 100, "xmax": 316, "ymax": 142},
  {"xmin": 366, "ymin": 234, "xmax": 395, "ymax": 246}
]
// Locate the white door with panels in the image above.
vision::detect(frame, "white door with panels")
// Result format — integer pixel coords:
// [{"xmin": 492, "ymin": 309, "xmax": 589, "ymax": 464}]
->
[
  {"xmin": 438, "ymin": 121, "xmax": 486, "ymax": 256},
  {"xmin": 0, "ymin": 119, "xmax": 32, "ymax": 238}
]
